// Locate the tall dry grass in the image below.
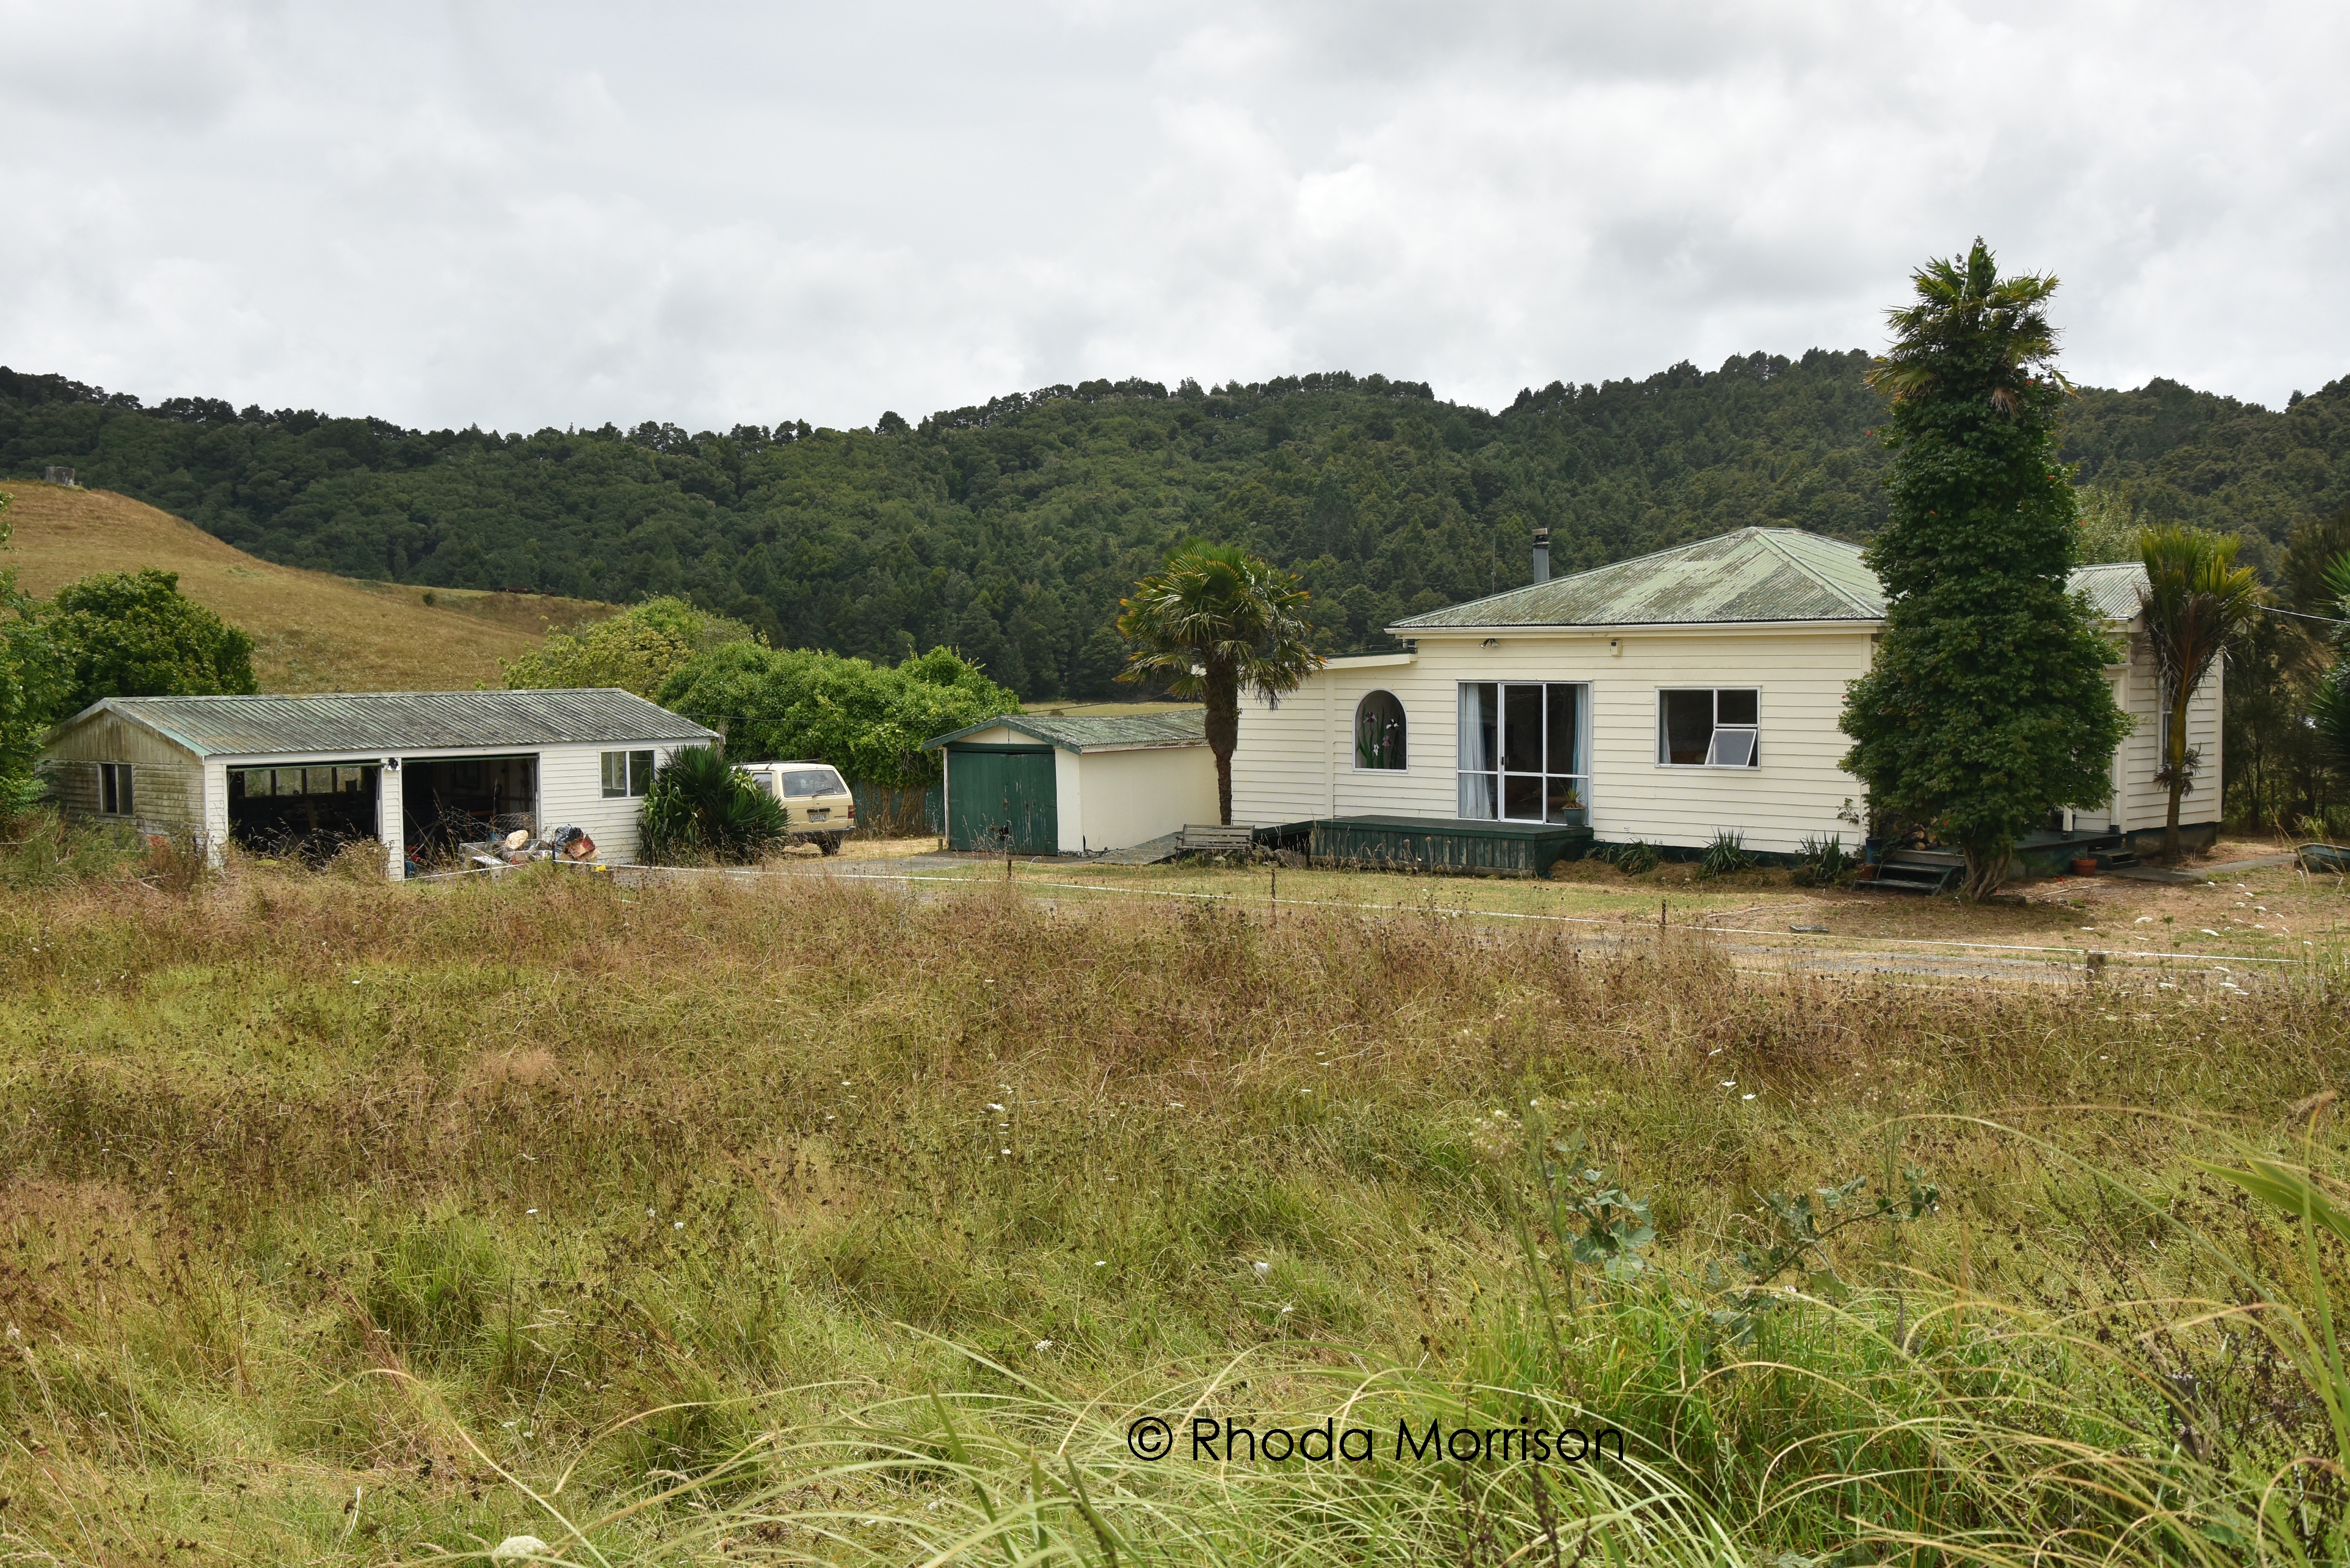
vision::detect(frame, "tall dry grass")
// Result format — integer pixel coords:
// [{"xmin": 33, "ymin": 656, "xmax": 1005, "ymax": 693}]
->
[{"xmin": 0, "ymin": 859, "xmax": 2343, "ymax": 1561}]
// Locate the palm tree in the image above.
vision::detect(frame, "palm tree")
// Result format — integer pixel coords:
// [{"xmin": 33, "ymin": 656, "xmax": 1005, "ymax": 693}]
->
[
  {"xmin": 1116, "ymin": 543, "xmax": 1324, "ymax": 825},
  {"xmin": 2138, "ymin": 526, "xmax": 2262, "ymax": 863},
  {"xmin": 1865, "ymin": 238, "xmax": 2068, "ymax": 410}
]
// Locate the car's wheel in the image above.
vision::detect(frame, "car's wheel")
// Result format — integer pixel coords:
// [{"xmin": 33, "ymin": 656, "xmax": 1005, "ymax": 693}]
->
[{"xmin": 819, "ymin": 833, "xmax": 843, "ymax": 856}]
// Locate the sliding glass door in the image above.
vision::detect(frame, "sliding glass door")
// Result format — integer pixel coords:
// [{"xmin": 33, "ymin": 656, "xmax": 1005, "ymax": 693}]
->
[{"xmin": 1458, "ymin": 682, "xmax": 1587, "ymax": 823}]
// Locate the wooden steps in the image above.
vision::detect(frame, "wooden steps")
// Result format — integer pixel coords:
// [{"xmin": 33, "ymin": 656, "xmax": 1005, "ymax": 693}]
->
[{"xmin": 1865, "ymin": 849, "xmax": 1963, "ymax": 895}]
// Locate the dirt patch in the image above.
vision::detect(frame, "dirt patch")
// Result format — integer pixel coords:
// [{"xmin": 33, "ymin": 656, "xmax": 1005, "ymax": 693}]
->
[{"xmin": 465, "ymin": 1046, "xmax": 564, "ymax": 1096}]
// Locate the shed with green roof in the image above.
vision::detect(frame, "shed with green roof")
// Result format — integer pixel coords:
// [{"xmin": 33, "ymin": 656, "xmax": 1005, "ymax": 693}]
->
[{"xmin": 923, "ymin": 708, "xmax": 1218, "ymax": 854}]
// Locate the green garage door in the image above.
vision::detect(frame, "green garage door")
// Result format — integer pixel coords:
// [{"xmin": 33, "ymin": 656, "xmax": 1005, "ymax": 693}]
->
[{"xmin": 946, "ymin": 745, "xmax": 1058, "ymax": 852}]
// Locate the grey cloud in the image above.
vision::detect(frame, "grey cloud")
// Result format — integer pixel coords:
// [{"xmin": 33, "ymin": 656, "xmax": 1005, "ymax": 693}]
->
[{"xmin": 0, "ymin": 0, "xmax": 2341, "ymax": 432}]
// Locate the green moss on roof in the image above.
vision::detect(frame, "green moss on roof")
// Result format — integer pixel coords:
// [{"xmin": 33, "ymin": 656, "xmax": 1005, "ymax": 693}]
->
[
  {"xmin": 1397, "ymin": 528, "xmax": 1884, "ymax": 630},
  {"xmin": 1394, "ymin": 527, "xmax": 2145, "ymax": 631},
  {"xmin": 61, "ymin": 689, "xmax": 715, "ymax": 757},
  {"xmin": 924, "ymin": 710, "xmax": 1206, "ymax": 753}
]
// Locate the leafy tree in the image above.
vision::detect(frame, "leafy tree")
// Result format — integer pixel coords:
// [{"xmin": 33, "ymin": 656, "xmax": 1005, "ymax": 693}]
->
[
  {"xmin": 2072, "ymin": 484, "xmax": 2142, "ymax": 564},
  {"xmin": 655, "ymin": 643, "xmax": 1015, "ymax": 789},
  {"xmin": 42, "ymin": 568, "xmax": 257, "ymax": 717},
  {"xmin": 2224, "ymin": 606, "xmax": 2333, "ymax": 832},
  {"xmin": 0, "ymin": 491, "xmax": 64, "ymax": 814},
  {"xmin": 502, "ymin": 596, "xmax": 757, "ymax": 698},
  {"xmin": 1840, "ymin": 240, "xmax": 2129, "ymax": 897},
  {"xmin": 2138, "ymin": 526, "xmax": 2263, "ymax": 862},
  {"xmin": 2310, "ymin": 550, "xmax": 2350, "ymax": 798},
  {"xmin": 638, "ymin": 745, "xmax": 787, "ymax": 864},
  {"xmin": 1116, "ymin": 542, "xmax": 1323, "ymax": 824},
  {"xmin": 2282, "ymin": 506, "xmax": 2350, "ymax": 617},
  {"xmin": 4, "ymin": 352, "xmax": 2342, "ymax": 700}
]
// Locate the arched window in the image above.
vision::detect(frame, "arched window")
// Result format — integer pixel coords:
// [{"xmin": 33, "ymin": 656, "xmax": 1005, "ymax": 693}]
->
[{"xmin": 1355, "ymin": 690, "xmax": 1407, "ymax": 770}]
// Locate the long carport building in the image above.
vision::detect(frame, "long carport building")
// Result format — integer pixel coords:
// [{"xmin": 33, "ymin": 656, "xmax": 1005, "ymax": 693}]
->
[{"xmin": 39, "ymin": 689, "xmax": 716, "ymax": 875}]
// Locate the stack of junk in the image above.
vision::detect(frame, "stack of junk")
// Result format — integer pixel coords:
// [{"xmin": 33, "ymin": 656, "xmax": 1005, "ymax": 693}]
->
[{"xmin": 464, "ymin": 823, "xmax": 600, "ymax": 871}]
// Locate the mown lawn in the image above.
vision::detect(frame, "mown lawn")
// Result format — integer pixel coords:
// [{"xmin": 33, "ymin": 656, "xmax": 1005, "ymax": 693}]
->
[{"xmin": 2, "ymin": 847, "xmax": 2348, "ymax": 1563}]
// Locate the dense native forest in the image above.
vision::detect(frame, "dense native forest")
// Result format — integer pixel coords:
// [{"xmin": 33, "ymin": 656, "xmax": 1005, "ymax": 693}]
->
[{"xmin": 2, "ymin": 358, "xmax": 2345, "ymax": 701}]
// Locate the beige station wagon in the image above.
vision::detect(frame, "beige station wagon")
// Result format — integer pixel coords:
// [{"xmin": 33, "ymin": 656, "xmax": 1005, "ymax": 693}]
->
[{"xmin": 741, "ymin": 761, "xmax": 857, "ymax": 854}]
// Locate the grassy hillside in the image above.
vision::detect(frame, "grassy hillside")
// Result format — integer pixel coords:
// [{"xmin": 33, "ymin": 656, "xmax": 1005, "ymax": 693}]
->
[{"xmin": 1, "ymin": 478, "xmax": 615, "ymax": 693}]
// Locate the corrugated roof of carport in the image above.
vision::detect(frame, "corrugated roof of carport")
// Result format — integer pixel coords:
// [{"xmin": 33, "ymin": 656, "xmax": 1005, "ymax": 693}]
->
[{"xmin": 56, "ymin": 689, "xmax": 716, "ymax": 758}]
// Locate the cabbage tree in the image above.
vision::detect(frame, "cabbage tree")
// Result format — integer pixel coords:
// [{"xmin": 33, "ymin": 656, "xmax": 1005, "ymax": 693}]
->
[{"xmin": 2137, "ymin": 526, "xmax": 2262, "ymax": 863}]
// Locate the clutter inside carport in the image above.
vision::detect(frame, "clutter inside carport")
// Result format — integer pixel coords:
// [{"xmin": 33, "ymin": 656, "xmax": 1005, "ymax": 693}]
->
[{"xmin": 462, "ymin": 823, "xmax": 600, "ymax": 870}]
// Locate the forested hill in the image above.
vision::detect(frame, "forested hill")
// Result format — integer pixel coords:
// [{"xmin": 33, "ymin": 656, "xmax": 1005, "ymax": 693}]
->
[{"xmin": 3, "ymin": 356, "xmax": 2345, "ymax": 701}]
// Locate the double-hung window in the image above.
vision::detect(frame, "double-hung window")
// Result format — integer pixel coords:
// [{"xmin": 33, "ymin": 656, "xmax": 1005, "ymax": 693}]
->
[
  {"xmin": 601, "ymin": 750, "xmax": 656, "ymax": 798},
  {"xmin": 1657, "ymin": 689, "xmax": 1760, "ymax": 767},
  {"xmin": 99, "ymin": 762, "xmax": 134, "ymax": 816},
  {"xmin": 1457, "ymin": 682, "xmax": 1587, "ymax": 822}
]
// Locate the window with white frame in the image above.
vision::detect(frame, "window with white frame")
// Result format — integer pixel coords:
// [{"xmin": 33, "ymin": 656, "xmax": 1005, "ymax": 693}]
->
[
  {"xmin": 1657, "ymin": 688, "xmax": 1760, "ymax": 767},
  {"xmin": 234, "ymin": 766, "xmax": 368, "ymax": 798},
  {"xmin": 601, "ymin": 750, "xmax": 656, "ymax": 798},
  {"xmin": 1457, "ymin": 682, "xmax": 1587, "ymax": 822},
  {"xmin": 1354, "ymin": 690, "xmax": 1407, "ymax": 770},
  {"xmin": 98, "ymin": 762, "xmax": 134, "ymax": 816}
]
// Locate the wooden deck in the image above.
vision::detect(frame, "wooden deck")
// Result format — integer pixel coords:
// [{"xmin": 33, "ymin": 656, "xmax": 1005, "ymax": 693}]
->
[{"xmin": 1269, "ymin": 814, "xmax": 1594, "ymax": 878}]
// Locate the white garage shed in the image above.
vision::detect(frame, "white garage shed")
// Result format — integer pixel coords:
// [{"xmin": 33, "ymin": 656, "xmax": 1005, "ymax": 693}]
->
[
  {"xmin": 924, "ymin": 710, "xmax": 1217, "ymax": 854},
  {"xmin": 39, "ymin": 688, "xmax": 717, "ymax": 875}
]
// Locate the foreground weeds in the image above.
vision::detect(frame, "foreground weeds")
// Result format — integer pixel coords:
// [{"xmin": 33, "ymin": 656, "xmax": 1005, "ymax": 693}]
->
[{"xmin": 0, "ymin": 865, "xmax": 2345, "ymax": 1561}]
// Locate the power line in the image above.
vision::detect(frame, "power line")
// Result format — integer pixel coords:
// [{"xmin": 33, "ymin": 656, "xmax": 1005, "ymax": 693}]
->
[{"xmin": 2256, "ymin": 604, "xmax": 2350, "ymax": 627}]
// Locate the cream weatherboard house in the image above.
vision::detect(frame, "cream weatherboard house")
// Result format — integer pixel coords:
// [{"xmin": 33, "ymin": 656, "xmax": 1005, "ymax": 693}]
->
[{"xmin": 1228, "ymin": 528, "xmax": 2216, "ymax": 872}]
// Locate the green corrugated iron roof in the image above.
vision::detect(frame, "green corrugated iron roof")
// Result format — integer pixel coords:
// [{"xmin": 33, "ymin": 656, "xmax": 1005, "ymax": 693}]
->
[
  {"xmin": 1395, "ymin": 527, "xmax": 2145, "ymax": 631},
  {"xmin": 57, "ymin": 689, "xmax": 716, "ymax": 758},
  {"xmin": 924, "ymin": 709, "xmax": 1206, "ymax": 753},
  {"xmin": 2069, "ymin": 561, "xmax": 2151, "ymax": 621},
  {"xmin": 1396, "ymin": 528, "xmax": 1884, "ymax": 630}
]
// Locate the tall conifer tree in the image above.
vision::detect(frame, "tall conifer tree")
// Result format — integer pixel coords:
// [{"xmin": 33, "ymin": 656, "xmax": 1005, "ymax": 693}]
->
[{"xmin": 1840, "ymin": 240, "xmax": 2128, "ymax": 896}]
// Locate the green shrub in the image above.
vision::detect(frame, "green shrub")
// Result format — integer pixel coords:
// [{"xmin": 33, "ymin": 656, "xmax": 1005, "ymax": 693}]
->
[
  {"xmin": 1596, "ymin": 839, "xmax": 1661, "ymax": 874},
  {"xmin": 1789, "ymin": 832, "xmax": 1850, "ymax": 886},
  {"xmin": 1695, "ymin": 829, "xmax": 1754, "ymax": 880},
  {"xmin": 639, "ymin": 745, "xmax": 788, "ymax": 863}
]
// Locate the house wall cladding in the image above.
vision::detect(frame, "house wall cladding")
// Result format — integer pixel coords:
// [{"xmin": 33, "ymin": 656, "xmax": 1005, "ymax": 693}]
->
[
  {"xmin": 38, "ymin": 712, "xmax": 208, "ymax": 841},
  {"xmin": 537, "ymin": 742, "xmax": 650, "ymax": 864},
  {"xmin": 2109, "ymin": 635, "xmax": 2221, "ymax": 833},
  {"xmin": 1232, "ymin": 626, "xmax": 2218, "ymax": 854},
  {"xmin": 1235, "ymin": 630, "xmax": 1878, "ymax": 855}
]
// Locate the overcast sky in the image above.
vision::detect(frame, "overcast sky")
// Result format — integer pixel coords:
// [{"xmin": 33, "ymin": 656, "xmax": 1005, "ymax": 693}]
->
[{"xmin": 3, "ymin": 2, "xmax": 2342, "ymax": 434}]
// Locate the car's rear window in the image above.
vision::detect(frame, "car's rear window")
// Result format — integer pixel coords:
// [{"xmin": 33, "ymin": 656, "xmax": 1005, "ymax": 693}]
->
[{"xmin": 781, "ymin": 768, "xmax": 846, "ymax": 798}]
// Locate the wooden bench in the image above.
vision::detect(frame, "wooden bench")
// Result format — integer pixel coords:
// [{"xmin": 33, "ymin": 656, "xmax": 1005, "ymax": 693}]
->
[{"xmin": 1178, "ymin": 824, "xmax": 1257, "ymax": 852}]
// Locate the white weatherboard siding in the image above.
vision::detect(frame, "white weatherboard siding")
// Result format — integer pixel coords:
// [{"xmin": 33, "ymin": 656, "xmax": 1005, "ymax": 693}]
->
[
  {"xmin": 38, "ymin": 709, "xmax": 209, "ymax": 841},
  {"xmin": 2107, "ymin": 638, "xmax": 2224, "ymax": 834},
  {"xmin": 1236, "ymin": 625, "xmax": 2225, "ymax": 852},
  {"xmin": 1075, "ymin": 746, "xmax": 1219, "ymax": 850},
  {"xmin": 378, "ymin": 760, "xmax": 404, "ymax": 877},
  {"xmin": 1055, "ymin": 746, "xmax": 1084, "ymax": 853},
  {"xmin": 541, "ymin": 741, "xmax": 654, "ymax": 863},
  {"xmin": 1231, "ymin": 653, "xmax": 1431, "ymax": 826},
  {"xmin": 1237, "ymin": 629, "xmax": 1880, "ymax": 855}
]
